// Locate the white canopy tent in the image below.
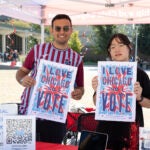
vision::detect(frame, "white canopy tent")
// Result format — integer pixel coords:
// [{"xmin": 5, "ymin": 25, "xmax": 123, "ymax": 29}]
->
[{"xmin": 0, "ymin": 0, "xmax": 150, "ymax": 43}]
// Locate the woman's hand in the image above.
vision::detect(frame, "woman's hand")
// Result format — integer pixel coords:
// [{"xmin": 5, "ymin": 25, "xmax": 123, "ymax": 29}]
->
[
  {"xmin": 134, "ymin": 81, "xmax": 143, "ymax": 101},
  {"xmin": 92, "ymin": 76, "xmax": 98, "ymax": 91}
]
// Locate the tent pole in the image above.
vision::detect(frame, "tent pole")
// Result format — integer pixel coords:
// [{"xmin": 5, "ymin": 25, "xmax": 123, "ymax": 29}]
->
[
  {"xmin": 135, "ymin": 26, "xmax": 138, "ymax": 61},
  {"xmin": 41, "ymin": 5, "xmax": 45, "ymax": 44},
  {"xmin": 41, "ymin": 23, "xmax": 44, "ymax": 44}
]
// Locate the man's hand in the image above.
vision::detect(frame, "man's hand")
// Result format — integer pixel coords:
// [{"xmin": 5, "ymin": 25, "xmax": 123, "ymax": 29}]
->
[
  {"xmin": 71, "ymin": 87, "xmax": 84, "ymax": 100},
  {"xmin": 21, "ymin": 75, "xmax": 36, "ymax": 87}
]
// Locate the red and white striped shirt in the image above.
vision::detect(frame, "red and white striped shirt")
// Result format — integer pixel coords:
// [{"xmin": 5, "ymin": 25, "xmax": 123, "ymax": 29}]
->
[{"xmin": 19, "ymin": 43, "xmax": 84, "ymax": 114}]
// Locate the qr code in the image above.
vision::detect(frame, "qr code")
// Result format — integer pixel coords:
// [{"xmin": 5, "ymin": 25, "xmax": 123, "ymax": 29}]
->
[
  {"xmin": 5, "ymin": 119, "xmax": 32, "ymax": 144},
  {"xmin": 144, "ymin": 140, "xmax": 150, "ymax": 149}
]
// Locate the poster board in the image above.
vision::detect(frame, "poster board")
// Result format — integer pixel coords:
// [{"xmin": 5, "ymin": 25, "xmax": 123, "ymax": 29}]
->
[
  {"xmin": 27, "ymin": 59, "xmax": 77, "ymax": 123},
  {"xmin": 139, "ymin": 127, "xmax": 150, "ymax": 150},
  {"xmin": 3, "ymin": 115, "xmax": 35, "ymax": 150},
  {"xmin": 0, "ymin": 104, "xmax": 18, "ymax": 149},
  {"xmin": 95, "ymin": 61, "xmax": 137, "ymax": 122}
]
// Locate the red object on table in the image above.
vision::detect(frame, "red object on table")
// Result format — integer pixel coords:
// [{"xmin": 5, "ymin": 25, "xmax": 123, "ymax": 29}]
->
[
  {"xmin": 67, "ymin": 112, "xmax": 81, "ymax": 132},
  {"xmin": 66, "ymin": 108, "xmax": 96, "ymax": 132},
  {"xmin": 36, "ymin": 142, "xmax": 78, "ymax": 150},
  {"xmin": 85, "ymin": 107, "xmax": 95, "ymax": 112}
]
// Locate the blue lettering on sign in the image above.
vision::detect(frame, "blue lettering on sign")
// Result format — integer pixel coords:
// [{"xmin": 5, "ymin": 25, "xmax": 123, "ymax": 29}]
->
[
  {"xmin": 37, "ymin": 91, "xmax": 67, "ymax": 113},
  {"xmin": 102, "ymin": 93, "xmax": 131, "ymax": 112},
  {"xmin": 102, "ymin": 66, "xmax": 132, "ymax": 75}
]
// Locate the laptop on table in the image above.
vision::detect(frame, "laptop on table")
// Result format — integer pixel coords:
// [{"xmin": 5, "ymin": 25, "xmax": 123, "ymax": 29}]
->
[{"xmin": 78, "ymin": 130, "xmax": 108, "ymax": 150}]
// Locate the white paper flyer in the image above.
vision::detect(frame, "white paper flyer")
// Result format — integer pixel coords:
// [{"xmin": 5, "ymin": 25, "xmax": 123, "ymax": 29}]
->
[
  {"xmin": 3, "ymin": 115, "xmax": 36, "ymax": 150},
  {"xmin": 139, "ymin": 127, "xmax": 150, "ymax": 150},
  {"xmin": 27, "ymin": 59, "xmax": 77, "ymax": 123},
  {"xmin": 95, "ymin": 61, "xmax": 137, "ymax": 122},
  {"xmin": 0, "ymin": 104, "xmax": 18, "ymax": 149}
]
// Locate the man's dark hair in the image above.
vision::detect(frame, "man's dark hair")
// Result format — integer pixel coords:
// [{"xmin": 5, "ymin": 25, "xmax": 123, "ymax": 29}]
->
[{"xmin": 51, "ymin": 14, "xmax": 72, "ymax": 27}]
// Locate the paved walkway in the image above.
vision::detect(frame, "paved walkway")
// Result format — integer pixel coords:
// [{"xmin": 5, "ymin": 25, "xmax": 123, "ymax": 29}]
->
[
  {"xmin": 0, "ymin": 62, "xmax": 24, "ymax": 103},
  {"xmin": 0, "ymin": 62, "xmax": 150, "ymax": 127}
]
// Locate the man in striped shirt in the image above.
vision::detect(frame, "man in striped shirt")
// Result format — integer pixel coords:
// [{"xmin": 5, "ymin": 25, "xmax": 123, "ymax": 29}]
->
[{"xmin": 16, "ymin": 14, "xmax": 84, "ymax": 143}]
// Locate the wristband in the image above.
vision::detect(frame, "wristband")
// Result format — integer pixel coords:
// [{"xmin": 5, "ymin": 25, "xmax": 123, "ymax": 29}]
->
[{"xmin": 137, "ymin": 96, "xmax": 144, "ymax": 102}]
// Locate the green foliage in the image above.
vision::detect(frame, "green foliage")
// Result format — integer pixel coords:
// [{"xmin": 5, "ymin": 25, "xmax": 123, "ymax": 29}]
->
[
  {"xmin": 45, "ymin": 26, "xmax": 50, "ymax": 34},
  {"xmin": 92, "ymin": 25, "xmax": 116, "ymax": 54},
  {"xmin": 138, "ymin": 24, "xmax": 150, "ymax": 55},
  {"xmin": 68, "ymin": 31, "xmax": 83, "ymax": 53},
  {"xmin": 31, "ymin": 24, "xmax": 41, "ymax": 32},
  {"xmin": 45, "ymin": 34, "xmax": 54, "ymax": 43},
  {"xmin": 10, "ymin": 19, "xmax": 30, "ymax": 28},
  {"xmin": 27, "ymin": 36, "xmax": 38, "ymax": 50}
]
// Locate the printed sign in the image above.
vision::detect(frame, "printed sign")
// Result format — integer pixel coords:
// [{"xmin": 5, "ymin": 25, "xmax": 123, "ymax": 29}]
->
[
  {"xmin": 27, "ymin": 59, "xmax": 77, "ymax": 123},
  {"xmin": 0, "ymin": 104, "xmax": 18, "ymax": 149},
  {"xmin": 95, "ymin": 61, "xmax": 137, "ymax": 122},
  {"xmin": 3, "ymin": 115, "xmax": 35, "ymax": 150},
  {"xmin": 139, "ymin": 127, "xmax": 150, "ymax": 150}
]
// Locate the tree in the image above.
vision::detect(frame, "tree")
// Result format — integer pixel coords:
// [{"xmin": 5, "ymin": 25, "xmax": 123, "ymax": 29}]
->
[
  {"xmin": 92, "ymin": 25, "xmax": 116, "ymax": 55},
  {"xmin": 31, "ymin": 24, "xmax": 41, "ymax": 32},
  {"xmin": 68, "ymin": 31, "xmax": 83, "ymax": 53},
  {"xmin": 138, "ymin": 24, "xmax": 150, "ymax": 56},
  {"xmin": 27, "ymin": 36, "xmax": 38, "ymax": 50}
]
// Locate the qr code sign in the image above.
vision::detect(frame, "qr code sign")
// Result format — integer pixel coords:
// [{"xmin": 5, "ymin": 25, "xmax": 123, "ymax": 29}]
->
[
  {"xmin": 3, "ymin": 115, "xmax": 35, "ymax": 150},
  {"xmin": 6, "ymin": 119, "xmax": 32, "ymax": 144},
  {"xmin": 139, "ymin": 127, "xmax": 150, "ymax": 150},
  {"xmin": 143, "ymin": 140, "xmax": 150, "ymax": 149}
]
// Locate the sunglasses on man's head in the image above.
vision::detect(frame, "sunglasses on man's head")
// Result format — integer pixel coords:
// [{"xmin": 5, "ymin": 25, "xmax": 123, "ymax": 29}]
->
[{"xmin": 54, "ymin": 26, "xmax": 71, "ymax": 32}]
